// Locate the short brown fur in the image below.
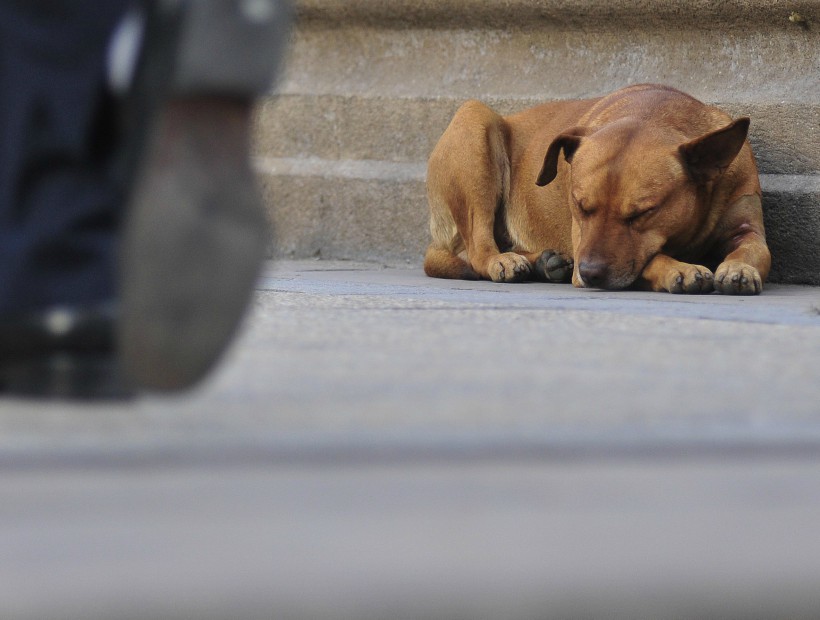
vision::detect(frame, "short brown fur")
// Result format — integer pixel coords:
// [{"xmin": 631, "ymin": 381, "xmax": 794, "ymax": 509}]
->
[{"xmin": 424, "ymin": 84, "xmax": 771, "ymax": 294}]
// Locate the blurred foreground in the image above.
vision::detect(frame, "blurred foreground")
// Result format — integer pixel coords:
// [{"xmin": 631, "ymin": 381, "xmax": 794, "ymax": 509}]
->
[{"xmin": 2, "ymin": 260, "xmax": 820, "ymax": 618}]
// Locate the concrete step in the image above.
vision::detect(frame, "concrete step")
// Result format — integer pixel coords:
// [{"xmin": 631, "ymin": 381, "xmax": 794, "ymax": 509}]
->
[
  {"xmin": 255, "ymin": 0, "xmax": 820, "ymax": 284},
  {"xmin": 256, "ymin": 156, "xmax": 820, "ymax": 284},
  {"xmin": 294, "ymin": 0, "xmax": 816, "ymax": 31},
  {"xmin": 256, "ymin": 157, "xmax": 427, "ymax": 263},
  {"xmin": 254, "ymin": 95, "xmax": 820, "ymax": 175},
  {"xmin": 762, "ymin": 174, "xmax": 820, "ymax": 284},
  {"xmin": 281, "ymin": 0, "xmax": 817, "ymax": 102}
]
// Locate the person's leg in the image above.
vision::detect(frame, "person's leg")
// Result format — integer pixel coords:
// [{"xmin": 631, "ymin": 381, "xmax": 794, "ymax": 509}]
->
[
  {"xmin": 0, "ymin": 0, "xmax": 291, "ymax": 398},
  {"xmin": 0, "ymin": 1, "xmax": 132, "ymax": 315}
]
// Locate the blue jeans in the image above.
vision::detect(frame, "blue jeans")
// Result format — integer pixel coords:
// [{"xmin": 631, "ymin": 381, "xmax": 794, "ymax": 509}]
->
[{"xmin": 0, "ymin": 1, "xmax": 132, "ymax": 314}]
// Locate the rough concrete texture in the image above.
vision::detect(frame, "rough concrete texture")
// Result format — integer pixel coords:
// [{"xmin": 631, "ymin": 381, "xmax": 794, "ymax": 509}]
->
[
  {"xmin": 2, "ymin": 261, "xmax": 820, "ymax": 619},
  {"xmin": 762, "ymin": 174, "xmax": 820, "ymax": 283},
  {"xmin": 255, "ymin": 95, "xmax": 820, "ymax": 175},
  {"xmin": 255, "ymin": 0, "xmax": 819, "ymax": 282},
  {"xmin": 294, "ymin": 0, "xmax": 818, "ymax": 30},
  {"xmin": 5, "ymin": 261, "xmax": 818, "ymax": 441},
  {"xmin": 255, "ymin": 160, "xmax": 820, "ymax": 282},
  {"xmin": 257, "ymin": 158, "xmax": 428, "ymax": 262},
  {"xmin": 280, "ymin": 23, "xmax": 817, "ymax": 103}
]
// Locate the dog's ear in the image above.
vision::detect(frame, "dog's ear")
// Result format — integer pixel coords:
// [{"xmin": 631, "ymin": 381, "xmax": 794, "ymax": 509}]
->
[
  {"xmin": 679, "ymin": 117, "xmax": 750, "ymax": 183},
  {"xmin": 536, "ymin": 126, "xmax": 594, "ymax": 187}
]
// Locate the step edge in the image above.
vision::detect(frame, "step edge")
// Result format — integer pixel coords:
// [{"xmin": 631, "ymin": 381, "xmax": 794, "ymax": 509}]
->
[
  {"xmin": 257, "ymin": 156, "xmax": 820, "ymax": 193},
  {"xmin": 254, "ymin": 156, "xmax": 427, "ymax": 181},
  {"xmin": 294, "ymin": 0, "xmax": 819, "ymax": 30}
]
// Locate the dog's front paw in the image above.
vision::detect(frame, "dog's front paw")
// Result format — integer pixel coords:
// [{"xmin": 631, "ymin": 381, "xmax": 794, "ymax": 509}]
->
[
  {"xmin": 535, "ymin": 250, "xmax": 574, "ymax": 283},
  {"xmin": 663, "ymin": 263, "xmax": 715, "ymax": 294},
  {"xmin": 487, "ymin": 253, "xmax": 532, "ymax": 282},
  {"xmin": 714, "ymin": 261, "xmax": 763, "ymax": 295}
]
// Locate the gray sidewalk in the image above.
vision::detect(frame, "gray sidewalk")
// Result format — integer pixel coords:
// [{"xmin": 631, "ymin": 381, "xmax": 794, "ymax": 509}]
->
[{"xmin": 2, "ymin": 261, "xmax": 820, "ymax": 618}]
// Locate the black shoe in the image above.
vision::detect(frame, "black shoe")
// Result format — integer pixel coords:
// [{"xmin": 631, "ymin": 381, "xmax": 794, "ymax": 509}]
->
[
  {"xmin": 117, "ymin": 0, "xmax": 291, "ymax": 391},
  {"xmin": 0, "ymin": 1, "xmax": 291, "ymax": 399},
  {"xmin": 0, "ymin": 304, "xmax": 133, "ymax": 399}
]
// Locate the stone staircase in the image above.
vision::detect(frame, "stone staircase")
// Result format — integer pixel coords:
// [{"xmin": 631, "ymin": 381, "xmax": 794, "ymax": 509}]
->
[{"xmin": 252, "ymin": 0, "xmax": 820, "ymax": 284}]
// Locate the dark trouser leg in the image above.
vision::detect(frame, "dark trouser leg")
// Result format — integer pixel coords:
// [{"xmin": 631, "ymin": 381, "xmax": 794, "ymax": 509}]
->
[
  {"xmin": 0, "ymin": 1, "xmax": 132, "ymax": 315},
  {"xmin": 0, "ymin": 0, "xmax": 290, "ymax": 397}
]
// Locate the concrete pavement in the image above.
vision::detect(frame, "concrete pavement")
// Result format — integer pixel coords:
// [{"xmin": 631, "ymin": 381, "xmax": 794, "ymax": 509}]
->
[{"xmin": 2, "ymin": 260, "xmax": 820, "ymax": 618}]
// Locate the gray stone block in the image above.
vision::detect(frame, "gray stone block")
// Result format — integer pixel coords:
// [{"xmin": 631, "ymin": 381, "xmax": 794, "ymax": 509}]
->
[
  {"xmin": 762, "ymin": 174, "xmax": 820, "ymax": 285},
  {"xmin": 255, "ymin": 96, "xmax": 820, "ymax": 175},
  {"xmin": 280, "ymin": 6, "xmax": 818, "ymax": 103},
  {"xmin": 256, "ymin": 157, "xmax": 428, "ymax": 263},
  {"xmin": 294, "ymin": 0, "xmax": 817, "ymax": 31}
]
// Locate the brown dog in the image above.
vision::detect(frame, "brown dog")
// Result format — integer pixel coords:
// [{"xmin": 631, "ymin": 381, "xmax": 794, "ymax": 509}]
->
[{"xmin": 424, "ymin": 84, "xmax": 771, "ymax": 294}]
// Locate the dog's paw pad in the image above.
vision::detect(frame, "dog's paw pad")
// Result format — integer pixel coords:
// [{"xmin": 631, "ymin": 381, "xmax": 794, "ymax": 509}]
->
[
  {"xmin": 535, "ymin": 250, "xmax": 574, "ymax": 283},
  {"xmin": 667, "ymin": 264, "xmax": 714, "ymax": 294},
  {"xmin": 488, "ymin": 253, "xmax": 532, "ymax": 283},
  {"xmin": 715, "ymin": 261, "xmax": 762, "ymax": 295}
]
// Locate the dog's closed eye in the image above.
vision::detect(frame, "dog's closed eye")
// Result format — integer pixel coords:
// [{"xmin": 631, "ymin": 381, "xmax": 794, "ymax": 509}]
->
[
  {"xmin": 572, "ymin": 196, "xmax": 595, "ymax": 217},
  {"xmin": 625, "ymin": 206, "xmax": 657, "ymax": 224}
]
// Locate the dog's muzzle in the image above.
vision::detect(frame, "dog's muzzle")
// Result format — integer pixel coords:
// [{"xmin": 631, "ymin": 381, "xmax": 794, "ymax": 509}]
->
[
  {"xmin": 578, "ymin": 260, "xmax": 609, "ymax": 289},
  {"xmin": 578, "ymin": 260, "xmax": 639, "ymax": 290}
]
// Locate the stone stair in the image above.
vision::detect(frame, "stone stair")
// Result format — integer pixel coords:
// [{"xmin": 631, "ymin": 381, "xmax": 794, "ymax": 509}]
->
[{"xmin": 253, "ymin": 0, "xmax": 820, "ymax": 284}]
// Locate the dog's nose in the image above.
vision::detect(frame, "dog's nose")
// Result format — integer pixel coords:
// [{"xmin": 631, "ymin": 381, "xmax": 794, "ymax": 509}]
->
[{"xmin": 578, "ymin": 260, "xmax": 609, "ymax": 288}]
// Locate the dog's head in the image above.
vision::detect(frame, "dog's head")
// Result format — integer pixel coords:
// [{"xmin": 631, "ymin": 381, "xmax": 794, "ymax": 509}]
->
[{"xmin": 536, "ymin": 116, "xmax": 750, "ymax": 289}]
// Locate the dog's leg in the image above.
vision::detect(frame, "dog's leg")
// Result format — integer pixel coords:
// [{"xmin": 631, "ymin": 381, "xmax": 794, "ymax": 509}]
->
[
  {"xmin": 455, "ymin": 107, "xmax": 530, "ymax": 283},
  {"xmin": 713, "ymin": 195, "xmax": 771, "ymax": 295},
  {"xmin": 426, "ymin": 101, "xmax": 531, "ymax": 283},
  {"xmin": 639, "ymin": 254, "xmax": 715, "ymax": 294},
  {"xmin": 513, "ymin": 250, "xmax": 573, "ymax": 282},
  {"xmin": 473, "ymin": 251, "xmax": 533, "ymax": 283},
  {"xmin": 423, "ymin": 190, "xmax": 477, "ymax": 279},
  {"xmin": 525, "ymin": 250, "xmax": 574, "ymax": 283},
  {"xmin": 423, "ymin": 245, "xmax": 479, "ymax": 280},
  {"xmin": 714, "ymin": 243, "xmax": 769, "ymax": 295}
]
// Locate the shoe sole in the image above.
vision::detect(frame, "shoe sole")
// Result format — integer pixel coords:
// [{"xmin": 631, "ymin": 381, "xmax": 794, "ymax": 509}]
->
[{"xmin": 118, "ymin": 0, "xmax": 290, "ymax": 391}]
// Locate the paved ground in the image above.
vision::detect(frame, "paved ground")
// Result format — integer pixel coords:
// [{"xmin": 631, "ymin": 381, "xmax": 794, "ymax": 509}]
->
[{"xmin": 2, "ymin": 260, "xmax": 820, "ymax": 618}]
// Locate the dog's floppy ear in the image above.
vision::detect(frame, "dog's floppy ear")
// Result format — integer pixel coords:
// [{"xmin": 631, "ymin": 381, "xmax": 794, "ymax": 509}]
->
[
  {"xmin": 536, "ymin": 126, "xmax": 594, "ymax": 187},
  {"xmin": 679, "ymin": 117, "xmax": 750, "ymax": 183}
]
